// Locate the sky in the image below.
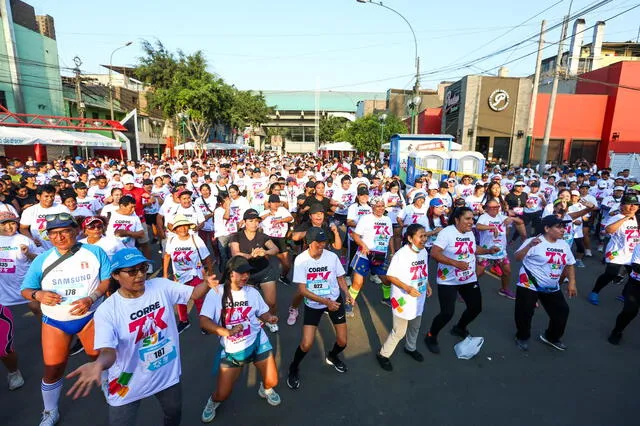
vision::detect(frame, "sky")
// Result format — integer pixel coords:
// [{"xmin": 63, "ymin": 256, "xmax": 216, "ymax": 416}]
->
[{"xmin": 27, "ymin": 0, "xmax": 640, "ymax": 93}]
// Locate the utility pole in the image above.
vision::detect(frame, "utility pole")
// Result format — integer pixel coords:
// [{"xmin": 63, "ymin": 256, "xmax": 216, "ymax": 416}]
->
[
  {"xmin": 73, "ymin": 56, "xmax": 85, "ymax": 118},
  {"xmin": 524, "ymin": 20, "xmax": 546, "ymax": 165},
  {"xmin": 538, "ymin": 6, "xmax": 572, "ymax": 174}
]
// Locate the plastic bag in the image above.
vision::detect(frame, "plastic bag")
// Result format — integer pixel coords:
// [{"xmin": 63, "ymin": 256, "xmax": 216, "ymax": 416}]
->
[{"xmin": 454, "ymin": 336, "xmax": 484, "ymax": 360}]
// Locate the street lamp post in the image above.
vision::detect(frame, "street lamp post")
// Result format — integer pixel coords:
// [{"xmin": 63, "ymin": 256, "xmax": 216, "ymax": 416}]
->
[
  {"xmin": 379, "ymin": 113, "xmax": 388, "ymax": 148},
  {"xmin": 357, "ymin": 0, "xmax": 420, "ymax": 133},
  {"xmin": 109, "ymin": 41, "xmax": 133, "ymax": 121}
]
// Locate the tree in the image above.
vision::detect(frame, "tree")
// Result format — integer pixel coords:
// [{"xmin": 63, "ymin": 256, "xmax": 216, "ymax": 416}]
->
[
  {"xmin": 333, "ymin": 113, "xmax": 407, "ymax": 153},
  {"xmin": 228, "ymin": 90, "xmax": 271, "ymax": 131},
  {"xmin": 319, "ymin": 115, "xmax": 349, "ymax": 143}
]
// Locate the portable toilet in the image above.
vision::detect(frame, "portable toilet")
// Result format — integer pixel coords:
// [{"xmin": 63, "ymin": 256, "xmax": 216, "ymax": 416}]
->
[
  {"xmin": 450, "ymin": 151, "xmax": 485, "ymax": 177},
  {"xmin": 406, "ymin": 151, "xmax": 451, "ymax": 185}
]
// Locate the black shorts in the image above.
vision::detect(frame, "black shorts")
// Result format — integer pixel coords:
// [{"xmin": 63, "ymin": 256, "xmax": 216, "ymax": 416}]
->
[
  {"xmin": 145, "ymin": 213, "xmax": 158, "ymax": 225},
  {"xmin": 248, "ymin": 257, "xmax": 281, "ymax": 285},
  {"xmin": 269, "ymin": 237, "xmax": 288, "ymax": 253},
  {"xmin": 303, "ymin": 295, "xmax": 346, "ymax": 326},
  {"xmin": 333, "ymin": 214, "xmax": 347, "ymax": 227}
]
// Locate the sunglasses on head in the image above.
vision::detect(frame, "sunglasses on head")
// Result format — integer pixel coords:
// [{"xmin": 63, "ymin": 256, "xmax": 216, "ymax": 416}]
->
[
  {"xmin": 45, "ymin": 212, "xmax": 73, "ymax": 222},
  {"xmin": 118, "ymin": 263, "xmax": 149, "ymax": 277}
]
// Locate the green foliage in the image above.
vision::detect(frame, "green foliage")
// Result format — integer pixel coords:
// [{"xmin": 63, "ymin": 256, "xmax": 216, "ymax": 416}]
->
[
  {"xmin": 333, "ymin": 113, "xmax": 407, "ymax": 152},
  {"xmin": 319, "ymin": 115, "xmax": 349, "ymax": 143},
  {"xmin": 229, "ymin": 90, "xmax": 271, "ymax": 130}
]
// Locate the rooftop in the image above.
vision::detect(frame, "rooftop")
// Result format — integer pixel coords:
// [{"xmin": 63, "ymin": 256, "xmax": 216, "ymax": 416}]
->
[{"xmin": 259, "ymin": 90, "xmax": 386, "ymax": 112}]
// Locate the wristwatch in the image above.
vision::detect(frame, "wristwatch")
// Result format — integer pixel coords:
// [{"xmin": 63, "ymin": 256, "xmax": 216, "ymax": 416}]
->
[{"xmin": 31, "ymin": 290, "xmax": 39, "ymax": 300}]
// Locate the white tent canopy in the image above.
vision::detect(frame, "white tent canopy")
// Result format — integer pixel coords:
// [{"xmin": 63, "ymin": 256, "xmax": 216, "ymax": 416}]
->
[
  {"xmin": 174, "ymin": 141, "xmax": 197, "ymax": 150},
  {"xmin": 0, "ymin": 126, "xmax": 121, "ymax": 148},
  {"xmin": 318, "ymin": 141, "xmax": 356, "ymax": 151},
  {"xmin": 206, "ymin": 143, "xmax": 252, "ymax": 151}
]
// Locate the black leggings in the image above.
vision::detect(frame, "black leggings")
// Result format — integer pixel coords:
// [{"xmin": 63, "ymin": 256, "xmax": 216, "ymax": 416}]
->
[
  {"xmin": 574, "ymin": 237, "xmax": 585, "ymax": 255},
  {"xmin": 514, "ymin": 286, "xmax": 569, "ymax": 341},
  {"xmin": 612, "ymin": 278, "xmax": 640, "ymax": 334},
  {"xmin": 523, "ymin": 211, "xmax": 543, "ymax": 235},
  {"xmin": 592, "ymin": 264, "xmax": 631, "ymax": 294},
  {"xmin": 429, "ymin": 282, "xmax": 482, "ymax": 337}
]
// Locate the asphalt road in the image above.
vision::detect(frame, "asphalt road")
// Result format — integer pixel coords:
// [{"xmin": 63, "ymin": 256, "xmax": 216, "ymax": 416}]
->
[{"xmin": 2, "ymin": 243, "xmax": 639, "ymax": 426}]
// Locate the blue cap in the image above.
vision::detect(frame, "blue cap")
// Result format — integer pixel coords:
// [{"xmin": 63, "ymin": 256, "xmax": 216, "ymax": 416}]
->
[
  {"xmin": 430, "ymin": 198, "xmax": 444, "ymax": 207},
  {"xmin": 110, "ymin": 248, "xmax": 149, "ymax": 273},
  {"xmin": 45, "ymin": 213, "xmax": 78, "ymax": 231}
]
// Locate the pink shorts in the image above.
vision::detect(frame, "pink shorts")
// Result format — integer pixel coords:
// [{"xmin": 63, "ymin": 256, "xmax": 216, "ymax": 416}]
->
[
  {"xmin": 478, "ymin": 257, "xmax": 510, "ymax": 267},
  {"xmin": 0, "ymin": 305, "xmax": 15, "ymax": 357}
]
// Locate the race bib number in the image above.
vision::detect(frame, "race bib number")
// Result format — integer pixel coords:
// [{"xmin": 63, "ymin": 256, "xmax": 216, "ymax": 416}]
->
[
  {"xmin": 57, "ymin": 284, "xmax": 86, "ymax": 305},
  {"xmin": 139, "ymin": 336, "xmax": 177, "ymax": 371},
  {"xmin": 226, "ymin": 321, "xmax": 251, "ymax": 342},
  {"xmin": 455, "ymin": 268, "xmax": 473, "ymax": 281},
  {"xmin": 306, "ymin": 271, "xmax": 331, "ymax": 296},
  {"xmin": 0, "ymin": 258, "xmax": 16, "ymax": 274}
]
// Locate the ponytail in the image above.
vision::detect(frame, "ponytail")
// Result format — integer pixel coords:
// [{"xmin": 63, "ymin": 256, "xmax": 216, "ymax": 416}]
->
[{"xmin": 403, "ymin": 223, "xmax": 425, "ymax": 246}]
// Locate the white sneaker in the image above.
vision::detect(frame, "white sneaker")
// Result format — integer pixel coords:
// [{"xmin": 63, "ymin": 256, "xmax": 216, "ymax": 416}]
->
[
  {"xmin": 258, "ymin": 382, "xmax": 281, "ymax": 406},
  {"xmin": 286, "ymin": 307, "xmax": 299, "ymax": 326},
  {"xmin": 39, "ymin": 408, "xmax": 60, "ymax": 426},
  {"xmin": 584, "ymin": 249, "xmax": 593, "ymax": 257},
  {"xmin": 7, "ymin": 370, "xmax": 24, "ymax": 390},
  {"xmin": 370, "ymin": 275, "xmax": 382, "ymax": 284},
  {"xmin": 597, "ymin": 244, "xmax": 604, "ymax": 252},
  {"xmin": 266, "ymin": 322, "xmax": 279, "ymax": 333},
  {"xmin": 201, "ymin": 397, "xmax": 221, "ymax": 423}
]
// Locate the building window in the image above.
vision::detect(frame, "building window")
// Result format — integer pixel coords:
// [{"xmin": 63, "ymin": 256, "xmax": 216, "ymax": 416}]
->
[
  {"xmin": 570, "ymin": 140, "xmax": 599, "ymax": 163},
  {"xmin": 492, "ymin": 137, "xmax": 511, "ymax": 164},
  {"xmin": 92, "ymin": 112, "xmax": 99, "ymax": 119},
  {"xmin": 531, "ymin": 139, "xmax": 564, "ymax": 164},
  {"xmin": 475, "ymin": 136, "xmax": 490, "ymax": 159},
  {"xmin": 0, "ymin": 91, "xmax": 6, "ymax": 109}
]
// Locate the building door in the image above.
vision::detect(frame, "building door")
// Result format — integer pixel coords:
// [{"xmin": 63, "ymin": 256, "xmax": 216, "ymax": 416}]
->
[
  {"xmin": 569, "ymin": 140, "xmax": 599, "ymax": 164},
  {"xmin": 475, "ymin": 136, "xmax": 490, "ymax": 159},
  {"xmin": 492, "ymin": 137, "xmax": 511, "ymax": 164},
  {"xmin": 531, "ymin": 139, "xmax": 564, "ymax": 165}
]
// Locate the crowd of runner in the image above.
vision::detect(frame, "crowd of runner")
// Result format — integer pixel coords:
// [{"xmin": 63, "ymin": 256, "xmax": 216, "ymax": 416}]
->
[{"xmin": 0, "ymin": 153, "xmax": 639, "ymax": 425}]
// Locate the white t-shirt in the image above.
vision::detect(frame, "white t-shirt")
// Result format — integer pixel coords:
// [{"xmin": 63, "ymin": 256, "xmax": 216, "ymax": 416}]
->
[
  {"xmin": 19, "ymin": 203, "xmax": 69, "ymax": 249},
  {"xmin": 465, "ymin": 195, "xmax": 484, "ymax": 216},
  {"xmin": 353, "ymin": 214, "xmax": 392, "ymax": 257},
  {"xmin": 524, "ymin": 191, "xmax": 545, "ymax": 213},
  {"xmin": 455, "ymin": 184, "xmax": 474, "ymax": 199},
  {"xmin": 88, "ymin": 186, "xmax": 110, "ymax": 205},
  {"xmin": 260, "ymin": 207, "xmax": 292, "ymax": 238},
  {"xmin": 79, "ymin": 236, "xmax": 125, "ymax": 260},
  {"xmin": 387, "ymin": 245, "xmax": 428, "ymax": 320},
  {"xmin": 382, "ymin": 191, "xmax": 405, "ymax": 224},
  {"xmin": 194, "ymin": 197, "xmax": 216, "ymax": 232},
  {"xmin": 200, "ymin": 285, "xmax": 270, "ymax": 355},
  {"xmin": 628, "ymin": 245, "xmax": 640, "ymax": 281},
  {"xmin": 517, "ymin": 236, "xmax": 576, "ymax": 292},
  {"xmin": 106, "ymin": 211, "xmax": 144, "ymax": 248},
  {"xmin": 0, "ymin": 234, "xmax": 39, "ymax": 306},
  {"xmin": 603, "ymin": 214, "xmax": 640, "ymax": 265},
  {"xmin": 164, "ymin": 234, "xmax": 210, "ymax": 284},
  {"xmin": 94, "ymin": 278, "xmax": 192, "ymax": 407},
  {"xmin": 76, "ymin": 197, "xmax": 101, "ymax": 214},
  {"xmin": 332, "ymin": 187, "xmax": 356, "ymax": 216},
  {"xmin": 476, "ymin": 213, "xmax": 508, "ymax": 259},
  {"xmin": 398, "ymin": 204, "xmax": 428, "ymax": 229},
  {"xmin": 433, "ymin": 226, "xmax": 477, "ymax": 285},
  {"xmin": 293, "ymin": 249, "xmax": 345, "ymax": 310}
]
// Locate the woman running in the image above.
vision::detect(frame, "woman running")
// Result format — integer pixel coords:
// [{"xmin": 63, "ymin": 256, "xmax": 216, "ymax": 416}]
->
[
  {"xmin": 79, "ymin": 216, "xmax": 125, "ymax": 260},
  {"xmin": 198, "ymin": 256, "xmax": 281, "ymax": 422},
  {"xmin": 608, "ymin": 242, "xmax": 640, "ymax": 345},
  {"xmin": 376, "ymin": 224, "xmax": 431, "ymax": 371}
]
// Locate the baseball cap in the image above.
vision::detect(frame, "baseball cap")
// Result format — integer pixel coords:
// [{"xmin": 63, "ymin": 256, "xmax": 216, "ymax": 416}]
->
[
  {"xmin": 309, "ymin": 204, "xmax": 325, "ymax": 215},
  {"xmin": 171, "ymin": 214, "xmax": 195, "ymax": 229},
  {"xmin": 305, "ymin": 181, "xmax": 316, "ymax": 189},
  {"xmin": 570, "ymin": 190, "xmax": 580, "ymax": 196},
  {"xmin": 74, "ymin": 182, "xmax": 88, "ymax": 189},
  {"xmin": 305, "ymin": 226, "xmax": 328, "ymax": 244},
  {"xmin": 253, "ymin": 167, "xmax": 261, "ymax": 173},
  {"xmin": 580, "ymin": 182, "xmax": 590, "ymax": 188},
  {"xmin": 357, "ymin": 186, "xmax": 369, "ymax": 196},
  {"xmin": 45, "ymin": 212, "xmax": 78, "ymax": 231},
  {"xmin": 589, "ymin": 176, "xmax": 598, "ymax": 181},
  {"xmin": 176, "ymin": 189, "xmax": 193, "ymax": 198},
  {"xmin": 286, "ymin": 177, "xmax": 296, "ymax": 183},
  {"xmin": 142, "ymin": 179, "xmax": 153, "ymax": 185},
  {"xmin": 413, "ymin": 192, "xmax": 426, "ymax": 201},
  {"xmin": 613, "ymin": 186, "xmax": 625, "ymax": 191},
  {"xmin": 122, "ymin": 175, "xmax": 135, "ymax": 185},
  {"xmin": 75, "ymin": 156, "xmax": 82, "ymax": 161},
  {"xmin": 370, "ymin": 196, "xmax": 384, "ymax": 205},
  {"xmin": 430, "ymin": 198, "xmax": 444, "ymax": 207},
  {"xmin": 81, "ymin": 216, "xmax": 105, "ymax": 229},
  {"xmin": 110, "ymin": 248, "xmax": 149, "ymax": 273},
  {"xmin": 0, "ymin": 211, "xmax": 19, "ymax": 223},
  {"xmin": 529, "ymin": 181, "xmax": 540, "ymax": 187},
  {"xmin": 541, "ymin": 215, "xmax": 571, "ymax": 228},
  {"xmin": 268, "ymin": 194, "xmax": 281, "ymax": 203},
  {"xmin": 630, "ymin": 184, "xmax": 640, "ymax": 192},
  {"xmin": 227, "ymin": 256, "xmax": 254, "ymax": 274},
  {"xmin": 428, "ymin": 181, "xmax": 439, "ymax": 190},
  {"xmin": 243, "ymin": 209, "xmax": 260, "ymax": 220},
  {"xmin": 621, "ymin": 195, "xmax": 640, "ymax": 205},
  {"xmin": 514, "ymin": 181, "xmax": 526, "ymax": 186},
  {"xmin": 439, "ymin": 181, "xmax": 449, "ymax": 188},
  {"xmin": 598, "ymin": 182, "xmax": 607, "ymax": 188}
]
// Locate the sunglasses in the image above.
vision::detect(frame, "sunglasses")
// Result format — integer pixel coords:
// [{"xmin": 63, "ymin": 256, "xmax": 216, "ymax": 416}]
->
[
  {"xmin": 45, "ymin": 212, "xmax": 74, "ymax": 222},
  {"xmin": 86, "ymin": 223, "xmax": 104, "ymax": 230},
  {"xmin": 118, "ymin": 263, "xmax": 149, "ymax": 277}
]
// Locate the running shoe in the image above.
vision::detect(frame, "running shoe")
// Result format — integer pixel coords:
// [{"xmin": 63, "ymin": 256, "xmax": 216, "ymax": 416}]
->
[
  {"xmin": 69, "ymin": 339, "xmax": 84, "ymax": 356},
  {"xmin": 258, "ymin": 382, "xmax": 281, "ymax": 406},
  {"xmin": 608, "ymin": 331, "xmax": 622, "ymax": 345},
  {"xmin": 325, "ymin": 354, "xmax": 348, "ymax": 373},
  {"xmin": 515, "ymin": 337, "xmax": 529, "ymax": 351},
  {"xmin": 286, "ymin": 307, "xmax": 299, "ymax": 326},
  {"xmin": 616, "ymin": 294, "xmax": 625, "ymax": 302},
  {"xmin": 597, "ymin": 244, "xmax": 604, "ymax": 252},
  {"xmin": 344, "ymin": 303, "xmax": 355, "ymax": 318},
  {"xmin": 424, "ymin": 334, "xmax": 440, "ymax": 354},
  {"xmin": 266, "ymin": 322, "xmax": 279, "ymax": 333},
  {"xmin": 201, "ymin": 328, "xmax": 208, "ymax": 335},
  {"xmin": 177, "ymin": 321, "xmax": 191, "ymax": 334},
  {"xmin": 376, "ymin": 353, "xmax": 393, "ymax": 371},
  {"xmin": 7, "ymin": 370, "xmax": 24, "ymax": 391},
  {"xmin": 201, "ymin": 397, "xmax": 221, "ymax": 423},
  {"xmin": 287, "ymin": 369, "xmax": 300, "ymax": 390},
  {"xmin": 403, "ymin": 348, "xmax": 424, "ymax": 362},
  {"xmin": 584, "ymin": 249, "xmax": 593, "ymax": 257},
  {"xmin": 497, "ymin": 288, "xmax": 516, "ymax": 300},
  {"xmin": 538, "ymin": 334, "xmax": 567, "ymax": 351},
  {"xmin": 588, "ymin": 292, "xmax": 600, "ymax": 306},
  {"xmin": 39, "ymin": 409, "xmax": 59, "ymax": 426},
  {"xmin": 381, "ymin": 298, "xmax": 392, "ymax": 308},
  {"xmin": 575, "ymin": 259, "xmax": 585, "ymax": 268},
  {"xmin": 489, "ymin": 264, "xmax": 503, "ymax": 277},
  {"xmin": 370, "ymin": 275, "xmax": 382, "ymax": 284},
  {"xmin": 279, "ymin": 276, "xmax": 292, "ymax": 286},
  {"xmin": 450, "ymin": 325, "xmax": 470, "ymax": 339}
]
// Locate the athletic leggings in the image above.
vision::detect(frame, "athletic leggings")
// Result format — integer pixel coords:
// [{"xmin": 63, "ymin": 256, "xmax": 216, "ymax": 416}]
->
[
  {"xmin": 514, "ymin": 286, "xmax": 569, "ymax": 341},
  {"xmin": 574, "ymin": 238, "xmax": 585, "ymax": 255},
  {"xmin": 429, "ymin": 282, "xmax": 482, "ymax": 337},
  {"xmin": 108, "ymin": 382, "xmax": 182, "ymax": 426},
  {"xmin": 612, "ymin": 277, "xmax": 640, "ymax": 334},
  {"xmin": 592, "ymin": 264, "xmax": 631, "ymax": 294}
]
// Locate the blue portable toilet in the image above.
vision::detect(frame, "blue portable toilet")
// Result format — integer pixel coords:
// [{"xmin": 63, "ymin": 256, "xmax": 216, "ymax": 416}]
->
[{"xmin": 449, "ymin": 151, "xmax": 486, "ymax": 177}]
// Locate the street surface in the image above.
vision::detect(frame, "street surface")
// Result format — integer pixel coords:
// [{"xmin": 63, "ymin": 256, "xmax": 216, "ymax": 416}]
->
[{"xmin": 1, "ymin": 243, "xmax": 638, "ymax": 426}]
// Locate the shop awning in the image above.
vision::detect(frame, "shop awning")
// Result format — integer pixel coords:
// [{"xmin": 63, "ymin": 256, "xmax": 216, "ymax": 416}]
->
[
  {"xmin": 318, "ymin": 141, "xmax": 356, "ymax": 151},
  {"xmin": 0, "ymin": 126, "xmax": 122, "ymax": 148}
]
